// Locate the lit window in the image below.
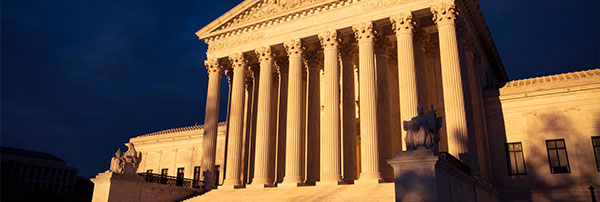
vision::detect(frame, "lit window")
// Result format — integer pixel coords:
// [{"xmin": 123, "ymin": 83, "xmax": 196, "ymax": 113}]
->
[
  {"xmin": 146, "ymin": 169, "xmax": 153, "ymax": 174},
  {"xmin": 546, "ymin": 139, "xmax": 570, "ymax": 174},
  {"xmin": 506, "ymin": 142, "xmax": 526, "ymax": 175},
  {"xmin": 592, "ymin": 136, "xmax": 600, "ymax": 172}
]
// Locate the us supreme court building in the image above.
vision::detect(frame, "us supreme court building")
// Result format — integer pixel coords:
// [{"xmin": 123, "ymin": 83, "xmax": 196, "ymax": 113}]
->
[{"xmin": 92, "ymin": 0, "xmax": 600, "ymax": 201}]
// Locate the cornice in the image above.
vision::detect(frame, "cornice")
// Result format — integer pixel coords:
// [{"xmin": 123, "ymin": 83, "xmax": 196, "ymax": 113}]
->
[
  {"xmin": 502, "ymin": 68, "xmax": 600, "ymax": 89},
  {"xmin": 134, "ymin": 122, "xmax": 227, "ymax": 138},
  {"xmin": 197, "ymin": 0, "xmax": 345, "ymax": 42},
  {"xmin": 484, "ymin": 68, "xmax": 600, "ymax": 101}
]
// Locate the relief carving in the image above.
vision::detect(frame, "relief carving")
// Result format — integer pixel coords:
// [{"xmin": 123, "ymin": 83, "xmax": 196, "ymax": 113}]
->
[
  {"xmin": 431, "ymin": 2, "xmax": 458, "ymax": 25},
  {"xmin": 219, "ymin": 0, "xmax": 327, "ymax": 31}
]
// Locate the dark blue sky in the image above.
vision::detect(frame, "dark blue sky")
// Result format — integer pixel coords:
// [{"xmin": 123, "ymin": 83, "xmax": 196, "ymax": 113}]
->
[{"xmin": 1, "ymin": 0, "xmax": 598, "ymax": 177}]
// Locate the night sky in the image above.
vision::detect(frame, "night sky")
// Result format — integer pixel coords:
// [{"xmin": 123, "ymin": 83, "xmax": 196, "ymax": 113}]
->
[{"xmin": 1, "ymin": 0, "xmax": 598, "ymax": 177}]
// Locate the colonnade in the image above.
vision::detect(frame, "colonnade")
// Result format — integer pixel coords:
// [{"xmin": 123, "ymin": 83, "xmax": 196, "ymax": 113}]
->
[{"xmin": 201, "ymin": 4, "xmax": 469, "ymax": 189}]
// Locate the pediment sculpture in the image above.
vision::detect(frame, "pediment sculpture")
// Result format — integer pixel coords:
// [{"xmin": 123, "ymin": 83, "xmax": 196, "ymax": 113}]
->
[
  {"xmin": 222, "ymin": 0, "xmax": 325, "ymax": 30},
  {"xmin": 109, "ymin": 143, "xmax": 142, "ymax": 174},
  {"xmin": 403, "ymin": 105, "xmax": 443, "ymax": 154}
]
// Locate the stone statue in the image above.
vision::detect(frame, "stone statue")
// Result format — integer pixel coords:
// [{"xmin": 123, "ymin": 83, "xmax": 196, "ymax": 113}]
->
[
  {"xmin": 403, "ymin": 105, "xmax": 443, "ymax": 154},
  {"xmin": 110, "ymin": 148, "xmax": 124, "ymax": 173},
  {"xmin": 109, "ymin": 143, "xmax": 142, "ymax": 174}
]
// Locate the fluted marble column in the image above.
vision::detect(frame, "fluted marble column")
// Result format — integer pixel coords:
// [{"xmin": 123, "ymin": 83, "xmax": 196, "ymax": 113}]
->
[
  {"xmin": 249, "ymin": 46, "xmax": 274, "ymax": 188},
  {"xmin": 391, "ymin": 13, "xmax": 419, "ymax": 151},
  {"xmin": 222, "ymin": 53, "xmax": 247, "ymax": 188},
  {"xmin": 352, "ymin": 22, "xmax": 382, "ymax": 183},
  {"xmin": 318, "ymin": 30, "xmax": 343, "ymax": 184},
  {"xmin": 201, "ymin": 58, "xmax": 222, "ymax": 189},
  {"xmin": 279, "ymin": 39, "xmax": 304, "ymax": 186},
  {"xmin": 432, "ymin": 3, "xmax": 469, "ymax": 160}
]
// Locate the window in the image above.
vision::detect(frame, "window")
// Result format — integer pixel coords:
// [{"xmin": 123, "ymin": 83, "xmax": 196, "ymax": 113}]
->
[
  {"xmin": 176, "ymin": 167, "xmax": 185, "ymax": 186},
  {"xmin": 146, "ymin": 169, "xmax": 153, "ymax": 174},
  {"xmin": 506, "ymin": 142, "xmax": 526, "ymax": 175},
  {"xmin": 546, "ymin": 139, "xmax": 570, "ymax": 173},
  {"xmin": 160, "ymin": 168, "xmax": 168, "ymax": 184},
  {"xmin": 193, "ymin": 166, "xmax": 201, "ymax": 188},
  {"xmin": 593, "ymin": 136, "xmax": 600, "ymax": 172}
]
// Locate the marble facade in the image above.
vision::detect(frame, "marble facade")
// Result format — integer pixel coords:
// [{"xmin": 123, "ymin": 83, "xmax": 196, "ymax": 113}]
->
[
  {"xmin": 92, "ymin": 0, "xmax": 600, "ymax": 201},
  {"xmin": 194, "ymin": 0, "xmax": 506, "ymax": 190}
]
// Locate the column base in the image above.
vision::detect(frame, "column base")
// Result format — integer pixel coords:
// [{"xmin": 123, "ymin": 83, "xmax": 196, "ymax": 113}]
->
[
  {"xmin": 355, "ymin": 172, "xmax": 384, "ymax": 184},
  {"xmin": 218, "ymin": 184, "xmax": 244, "ymax": 190},
  {"xmin": 247, "ymin": 177, "xmax": 274, "ymax": 189},
  {"xmin": 279, "ymin": 176, "xmax": 303, "ymax": 187},
  {"xmin": 316, "ymin": 180, "xmax": 345, "ymax": 186},
  {"xmin": 278, "ymin": 182, "xmax": 304, "ymax": 188},
  {"xmin": 246, "ymin": 183, "xmax": 276, "ymax": 189}
]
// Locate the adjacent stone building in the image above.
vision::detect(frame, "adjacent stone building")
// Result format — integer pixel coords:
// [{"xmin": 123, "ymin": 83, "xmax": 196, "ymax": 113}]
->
[
  {"xmin": 130, "ymin": 122, "xmax": 228, "ymax": 186},
  {"xmin": 1, "ymin": 146, "xmax": 78, "ymax": 201}
]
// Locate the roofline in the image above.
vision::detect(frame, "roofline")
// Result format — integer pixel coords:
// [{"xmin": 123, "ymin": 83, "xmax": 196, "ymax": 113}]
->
[
  {"xmin": 195, "ymin": 0, "xmax": 257, "ymax": 40},
  {"xmin": 134, "ymin": 122, "xmax": 227, "ymax": 138}
]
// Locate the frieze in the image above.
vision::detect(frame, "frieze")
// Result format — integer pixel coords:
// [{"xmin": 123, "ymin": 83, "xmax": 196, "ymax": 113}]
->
[
  {"xmin": 208, "ymin": 31, "xmax": 265, "ymax": 53},
  {"xmin": 362, "ymin": 0, "xmax": 411, "ymax": 12}
]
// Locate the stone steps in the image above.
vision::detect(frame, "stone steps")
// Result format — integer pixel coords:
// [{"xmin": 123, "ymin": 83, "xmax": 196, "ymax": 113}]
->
[{"xmin": 182, "ymin": 182, "xmax": 395, "ymax": 202}]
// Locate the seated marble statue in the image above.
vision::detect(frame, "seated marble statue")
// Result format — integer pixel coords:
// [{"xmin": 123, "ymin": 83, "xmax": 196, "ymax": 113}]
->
[
  {"xmin": 109, "ymin": 143, "xmax": 142, "ymax": 174},
  {"xmin": 403, "ymin": 105, "xmax": 443, "ymax": 154}
]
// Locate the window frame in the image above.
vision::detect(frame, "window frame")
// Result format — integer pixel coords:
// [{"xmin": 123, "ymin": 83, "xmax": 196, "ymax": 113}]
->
[
  {"xmin": 506, "ymin": 142, "xmax": 527, "ymax": 175},
  {"xmin": 592, "ymin": 136, "xmax": 600, "ymax": 172},
  {"xmin": 545, "ymin": 139, "xmax": 571, "ymax": 174}
]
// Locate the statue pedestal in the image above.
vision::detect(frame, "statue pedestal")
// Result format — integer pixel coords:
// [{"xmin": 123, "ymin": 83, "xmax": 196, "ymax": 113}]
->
[
  {"xmin": 91, "ymin": 171, "xmax": 199, "ymax": 202},
  {"xmin": 387, "ymin": 149, "xmax": 439, "ymax": 202},
  {"xmin": 387, "ymin": 149, "xmax": 499, "ymax": 202}
]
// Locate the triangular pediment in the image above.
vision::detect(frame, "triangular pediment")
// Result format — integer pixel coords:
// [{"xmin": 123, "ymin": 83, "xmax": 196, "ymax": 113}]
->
[{"xmin": 196, "ymin": 0, "xmax": 333, "ymax": 41}]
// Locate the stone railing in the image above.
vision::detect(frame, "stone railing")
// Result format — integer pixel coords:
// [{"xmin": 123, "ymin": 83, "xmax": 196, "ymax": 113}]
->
[
  {"xmin": 439, "ymin": 152, "xmax": 471, "ymax": 175},
  {"xmin": 137, "ymin": 173, "xmax": 202, "ymax": 189}
]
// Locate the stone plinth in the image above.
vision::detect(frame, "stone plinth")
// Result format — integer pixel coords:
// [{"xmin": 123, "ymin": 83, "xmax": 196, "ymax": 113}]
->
[
  {"xmin": 387, "ymin": 150, "xmax": 499, "ymax": 202},
  {"xmin": 91, "ymin": 171, "xmax": 199, "ymax": 202}
]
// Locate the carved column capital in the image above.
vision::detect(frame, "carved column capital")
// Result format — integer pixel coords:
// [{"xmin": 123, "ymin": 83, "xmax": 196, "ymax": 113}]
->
[
  {"xmin": 318, "ymin": 30, "xmax": 340, "ymax": 50},
  {"xmin": 284, "ymin": 39, "xmax": 304, "ymax": 57},
  {"xmin": 374, "ymin": 34, "xmax": 392, "ymax": 55},
  {"xmin": 352, "ymin": 21, "xmax": 375, "ymax": 42},
  {"xmin": 228, "ymin": 53, "xmax": 247, "ymax": 70},
  {"xmin": 225, "ymin": 69, "xmax": 233, "ymax": 84},
  {"xmin": 340, "ymin": 35, "xmax": 358, "ymax": 63},
  {"xmin": 390, "ymin": 12, "xmax": 415, "ymax": 34},
  {"xmin": 255, "ymin": 46, "xmax": 273, "ymax": 63},
  {"xmin": 431, "ymin": 2, "xmax": 458, "ymax": 26},
  {"xmin": 205, "ymin": 58, "xmax": 222, "ymax": 75},
  {"xmin": 303, "ymin": 48, "xmax": 323, "ymax": 70}
]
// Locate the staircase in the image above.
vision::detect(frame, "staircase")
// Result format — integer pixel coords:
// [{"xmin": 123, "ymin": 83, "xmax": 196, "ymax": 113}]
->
[{"xmin": 182, "ymin": 182, "xmax": 395, "ymax": 202}]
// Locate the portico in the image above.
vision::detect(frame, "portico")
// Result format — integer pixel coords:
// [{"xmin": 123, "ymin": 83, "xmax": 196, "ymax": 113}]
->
[{"xmin": 197, "ymin": 0, "xmax": 501, "ymax": 189}]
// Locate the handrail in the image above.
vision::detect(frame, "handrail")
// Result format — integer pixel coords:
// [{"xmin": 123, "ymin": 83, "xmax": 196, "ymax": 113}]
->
[{"xmin": 137, "ymin": 173, "xmax": 203, "ymax": 189}]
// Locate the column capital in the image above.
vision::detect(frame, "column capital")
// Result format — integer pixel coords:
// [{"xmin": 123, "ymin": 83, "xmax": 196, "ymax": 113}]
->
[
  {"xmin": 284, "ymin": 39, "xmax": 304, "ymax": 57},
  {"xmin": 228, "ymin": 53, "xmax": 247, "ymax": 70},
  {"xmin": 205, "ymin": 58, "xmax": 222, "ymax": 75},
  {"xmin": 255, "ymin": 46, "xmax": 273, "ymax": 63},
  {"xmin": 340, "ymin": 35, "xmax": 358, "ymax": 62},
  {"xmin": 225, "ymin": 69, "xmax": 233, "ymax": 84},
  {"xmin": 431, "ymin": 2, "xmax": 458, "ymax": 26},
  {"xmin": 352, "ymin": 21, "xmax": 375, "ymax": 42},
  {"xmin": 390, "ymin": 12, "xmax": 415, "ymax": 34},
  {"xmin": 318, "ymin": 30, "xmax": 339, "ymax": 50},
  {"xmin": 374, "ymin": 34, "xmax": 392, "ymax": 55},
  {"xmin": 303, "ymin": 48, "xmax": 323, "ymax": 70}
]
